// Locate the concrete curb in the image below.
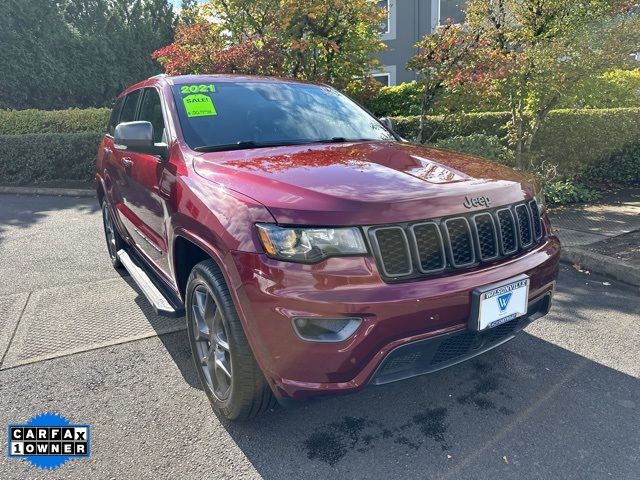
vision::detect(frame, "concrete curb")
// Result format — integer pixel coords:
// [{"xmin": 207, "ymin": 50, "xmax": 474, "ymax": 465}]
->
[
  {"xmin": 560, "ymin": 247, "xmax": 640, "ymax": 287},
  {"xmin": 0, "ymin": 186, "xmax": 95, "ymax": 197}
]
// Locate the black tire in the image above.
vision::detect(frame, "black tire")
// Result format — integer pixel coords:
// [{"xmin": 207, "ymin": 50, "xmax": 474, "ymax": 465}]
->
[
  {"xmin": 186, "ymin": 259, "xmax": 276, "ymax": 420},
  {"xmin": 102, "ymin": 202, "xmax": 125, "ymax": 269}
]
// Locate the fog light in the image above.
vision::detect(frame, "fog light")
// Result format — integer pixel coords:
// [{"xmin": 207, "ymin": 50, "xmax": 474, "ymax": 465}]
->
[{"xmin": 292, "ymin": 317, "xmax": 362, "ymax": 342}]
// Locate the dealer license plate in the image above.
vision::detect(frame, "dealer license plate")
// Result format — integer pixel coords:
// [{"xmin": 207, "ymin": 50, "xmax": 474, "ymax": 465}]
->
[{"xmin": 477, "ymin": 275, "xmax": 530, "ymax": 330}]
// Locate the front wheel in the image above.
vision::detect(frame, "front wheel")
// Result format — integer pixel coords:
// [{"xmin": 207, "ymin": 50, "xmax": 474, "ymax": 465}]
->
[{"xmin": 186, "ymin": 260, "xmax": 276, "ymax": 420}]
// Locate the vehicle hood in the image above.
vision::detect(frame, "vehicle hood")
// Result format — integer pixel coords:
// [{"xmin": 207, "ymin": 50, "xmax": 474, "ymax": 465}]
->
[{"xmin": 192, "ymin": 141, "xmax": 535, "ymax": 225}]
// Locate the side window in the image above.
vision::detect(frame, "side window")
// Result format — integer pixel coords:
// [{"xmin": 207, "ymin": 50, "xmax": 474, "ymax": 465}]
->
[
  {"xmin": 138, "ymin": 88, "xmax": 166, "ymax": 143},
  {"xmin": 107, "ymin": 97, "xmax": 124, "ymax": 136},
  {"xmin": 119, "ymin": 90, "xmax": 142, "ymax": 124}
]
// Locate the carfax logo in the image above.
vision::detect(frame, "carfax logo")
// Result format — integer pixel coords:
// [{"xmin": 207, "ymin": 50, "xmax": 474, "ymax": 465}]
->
[{"xmin": 7, "ymin": 412, "xmax": 90, "ymax": 470}]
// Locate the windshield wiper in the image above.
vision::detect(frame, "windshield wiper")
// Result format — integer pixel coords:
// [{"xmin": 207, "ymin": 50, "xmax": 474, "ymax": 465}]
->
[
  {"xmin": 193, "ymin": 137, "xmax": 384, "ymax": 153},
  {"xmin": 309, "ymin": 137, "xmax": 380, "ymax": 144},
  {"xmin": 193, "ymin": 140, "xmax": 307, "ymax": 153}
]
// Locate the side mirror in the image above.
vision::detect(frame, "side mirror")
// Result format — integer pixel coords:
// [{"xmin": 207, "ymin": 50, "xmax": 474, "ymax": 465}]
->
[
  {"xmin": 379, "ymin": 117, "xmax": 394, "ymax": 132},
  {"xmin": 114, "ymin": 121, "xmax": 167, "ymax": 159}
]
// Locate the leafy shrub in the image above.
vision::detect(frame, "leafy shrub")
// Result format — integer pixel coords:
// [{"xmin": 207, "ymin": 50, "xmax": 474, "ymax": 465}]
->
[
  {"xmin": 0, "ymin": 108, "xmax": 110, "ymax": 135},
  {"xmin": 532, "ymin": 107, "xmax": 640, "ymax": 177},
  {"xmin": 583, "ymin": 143, "xmax": 640, "ymax": 184},
  {"xmin": 391, "ymin": 112, "xmax": 511, "ymax": 143},
  {"xmin": 0, "ymin": 133, "xmax": 100, "ymax": 186},
  {"xmin": 434, "ymin": 134, "xmax": 514, "ymax": 165},
  {"xmin": 543, "ymin": 181, "xmax": 599, "ymax": 206},
  {"xmin": 366, "ymin": 82, "xmax": 424, "ymax": 117},
  {"xmin": 560, "ymin": 69, "xmax": 640, "ymax": 109},
  {"xmin": 391, "ymin": 108, "xmax": 640, "ymax": 179}
]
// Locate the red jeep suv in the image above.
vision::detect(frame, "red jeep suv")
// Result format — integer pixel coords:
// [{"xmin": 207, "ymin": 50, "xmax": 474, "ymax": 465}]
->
[{"xmin": 96, "ymin": 74, "xmax": 560, "ymax": 420}]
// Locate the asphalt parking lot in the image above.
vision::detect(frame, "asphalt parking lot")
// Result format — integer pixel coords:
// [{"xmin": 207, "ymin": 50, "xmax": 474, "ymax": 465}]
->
[{"xmin": 0, "ymin": 194, "xmax": 638, "ymax": 479}]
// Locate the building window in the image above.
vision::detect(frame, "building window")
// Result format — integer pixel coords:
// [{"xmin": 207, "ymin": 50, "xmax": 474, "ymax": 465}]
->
[
  {"xmin": 377, "ymin": 0, "xmax": 390, "ymax": 34},
  {"xmin": 373, "ymin": 73, "xmax": 390, "ymax": 87},
  {"xmin": 377, "ymin": 0, "xmax": 396, "ymax": 41},
  {"xmin": 371, "ymin": 65, "xmax": 396, "ymax": 86},
  {"xmin": 439, "ymin": 0, "xmax": 465, "ymax": 25}
]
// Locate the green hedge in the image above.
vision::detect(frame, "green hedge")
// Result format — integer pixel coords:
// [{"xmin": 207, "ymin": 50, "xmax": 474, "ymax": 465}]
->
[
  {"xmin": 367, "ymin": 82, "xmax": 424, "ymax": 117},
  {"xmin": 560, "ymin": 69, "xmax": 640, "ymax": 109},
  {"xmin": 0, "ymin": 133, "xmax": 100, "ymax": 186},
  {"xmin": 585, "ymin": 143, "xmax": 640, "ymax": 184},
  {"xmin": 532, "ymin": 108, "xmax": 640, "ymax": 175},
  {"xmin": 391, "ymin": 112, "xmax": 511, "ymax": 143},
  {"xmin": 0, "ymin": 108, "xmax": 109, "ymax": 135},
  {"xmin": 1, "ymin": 107, "xmax": 638, "ymax": 188},
  {"xmin": 391, "ymin": 108, "xmax": 640, "ymax": 179}
]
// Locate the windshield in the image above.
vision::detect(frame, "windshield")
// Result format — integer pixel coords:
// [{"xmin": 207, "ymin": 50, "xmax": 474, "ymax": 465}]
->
[{"xmin": 171, "ymin": 81, "xmax": 395, "ymax": 151}]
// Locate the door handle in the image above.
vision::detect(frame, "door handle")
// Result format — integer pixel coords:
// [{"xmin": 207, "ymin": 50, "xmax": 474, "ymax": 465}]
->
[
  {"xmin": 121, "ymin": 157, "xmax": 133, "ymax": 168},
  {"xmin": 103, "ymin": 147, "xmax": 112, "ymax": 156}
]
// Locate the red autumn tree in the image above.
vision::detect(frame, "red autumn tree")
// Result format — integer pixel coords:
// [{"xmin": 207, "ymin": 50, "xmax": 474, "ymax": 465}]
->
[{"xmin": 152, "ymin": 0, "xmax": 386, "ymax": 92}]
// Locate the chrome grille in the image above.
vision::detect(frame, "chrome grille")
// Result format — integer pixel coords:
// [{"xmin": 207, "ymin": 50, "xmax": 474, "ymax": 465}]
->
[{"xmin": 368, "ymin": 200, "xmax": 544, "ymax": 281}]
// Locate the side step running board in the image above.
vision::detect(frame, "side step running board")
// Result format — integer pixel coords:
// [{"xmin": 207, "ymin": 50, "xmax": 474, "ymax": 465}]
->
[{"xmin": 117, "ymin": 249, "xmax": 185, "ymax": 317}]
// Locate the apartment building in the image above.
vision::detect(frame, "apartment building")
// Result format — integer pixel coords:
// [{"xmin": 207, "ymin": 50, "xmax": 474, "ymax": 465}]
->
[{"xmin": 373, "ymin": 0, "xmax": 465, "ymax": 86}]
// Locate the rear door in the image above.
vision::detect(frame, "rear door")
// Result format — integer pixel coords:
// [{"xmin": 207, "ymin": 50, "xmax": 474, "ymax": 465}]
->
[
  {"xmin": 100, "ymin": 95, "xmax": 123, "ymax": 197},
  {"xmin": 119, "ymin": 87, "xmax": 172, "ymax": 274}
]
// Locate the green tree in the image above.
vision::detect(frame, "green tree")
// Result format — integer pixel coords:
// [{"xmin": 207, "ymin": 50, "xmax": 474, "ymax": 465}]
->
[
  {"xmin": 179, "ymin": 0, "xmax": 200, "ymax": 25},
  {"xmin": 463, "ymin": 0, "xmax": 640, "ymax": 168},
  {"xmin": 407, "ymin": 1, "xmax": 640, "ymax": 168},
  {"xmin": 0, "ymin": 0, "xmax": 177, "ymax": 110},
  {"xmin": 153, "ymin": 0, "xmax": 386, "ymax": 90},
  {"xmin": 407, "ymin": 23, "xmax": 485, "ymax": 143}
]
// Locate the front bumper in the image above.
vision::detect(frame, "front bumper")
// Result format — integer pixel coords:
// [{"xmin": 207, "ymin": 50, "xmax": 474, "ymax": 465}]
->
[
  {"xmin": 227, "ymin": 235, "xmax": 560, "ymax": 401},
  {"xmin": 370, "ymin": 292, "xmax": 551, "ymax": 385}
]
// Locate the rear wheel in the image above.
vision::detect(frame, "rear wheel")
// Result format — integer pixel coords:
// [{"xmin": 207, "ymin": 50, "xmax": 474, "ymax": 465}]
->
[
  {"xmin": 186, "ymin": 260, "xmax": 276, "ymax": 420},
  {"xmin": 102, "ymin": 202, "xmax": 124, "ymax": 269}
]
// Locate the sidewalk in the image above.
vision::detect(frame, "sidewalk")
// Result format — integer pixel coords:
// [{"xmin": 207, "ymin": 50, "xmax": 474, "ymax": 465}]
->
[{"xmin": 549, "ymin": 186, "xmax": 640, "ymax": 287}]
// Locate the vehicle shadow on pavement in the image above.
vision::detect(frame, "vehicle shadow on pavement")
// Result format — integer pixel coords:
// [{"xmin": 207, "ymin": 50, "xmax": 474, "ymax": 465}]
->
[
  {"xmin": 216, "ymin": 333, "xmax": 639, "ymax": 479},
  {"xmin": 155, "ymin": 266, "xmax": 637, "ymax": 479}
]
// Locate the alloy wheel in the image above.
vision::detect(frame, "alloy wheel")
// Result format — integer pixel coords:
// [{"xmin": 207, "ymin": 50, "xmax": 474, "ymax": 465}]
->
[{"xmin": 191, "ymin": 285, "xmax": 232, "ymax": 400}]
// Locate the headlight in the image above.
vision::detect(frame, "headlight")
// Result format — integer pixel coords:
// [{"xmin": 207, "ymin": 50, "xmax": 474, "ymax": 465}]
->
[
  {"xmin": 256, "ymin": 224, "xmax": 367, "ymax": 263},
  {"xmin": 534, "ymin": 191, "xmax": 547, "ymax": 214}
]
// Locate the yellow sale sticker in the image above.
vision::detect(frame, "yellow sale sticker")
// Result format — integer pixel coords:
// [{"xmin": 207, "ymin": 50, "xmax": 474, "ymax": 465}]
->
[{"xmin": 183, "ymin": 94, "xmax": 217, "ymax": 117}]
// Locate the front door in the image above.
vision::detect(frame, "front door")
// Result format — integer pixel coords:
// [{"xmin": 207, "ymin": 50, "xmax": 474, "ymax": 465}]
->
[{"xmin": 121, "ymin": 87, "xmax": 172, "ymax": 275}]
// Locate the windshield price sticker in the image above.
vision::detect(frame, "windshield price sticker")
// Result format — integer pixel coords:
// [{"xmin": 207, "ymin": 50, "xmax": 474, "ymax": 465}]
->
[
  {"xmin": 180, "ymin": 84, "xmax": 216, "ymax": 94},
  {"xmin": 183, "ymin": 93, "xmax": 217, "ymax": 117}
]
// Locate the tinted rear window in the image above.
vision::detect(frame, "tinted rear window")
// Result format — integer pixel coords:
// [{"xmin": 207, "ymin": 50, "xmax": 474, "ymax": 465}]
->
[{"xmin": 171, "ymin": 81, "xmax": 394, "ymax": 150}]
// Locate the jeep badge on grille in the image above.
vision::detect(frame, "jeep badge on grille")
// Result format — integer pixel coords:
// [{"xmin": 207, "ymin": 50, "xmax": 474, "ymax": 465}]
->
[{"xmin": 463, "ymin": 195, "xmax": 491, "ymax": 209}]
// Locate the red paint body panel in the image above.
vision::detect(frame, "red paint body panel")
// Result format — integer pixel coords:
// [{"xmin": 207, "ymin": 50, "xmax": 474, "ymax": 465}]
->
[
  {"xmin": 96, "ymin": 74, "xmax": 561, "ymax": 401},
  {"xmin": 192, "ymin": 141, "xmax": 533, "ymax": 226},
  {"xmin": 229, "ymin": 237, "xmax": 559, "ymax": 399}
]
